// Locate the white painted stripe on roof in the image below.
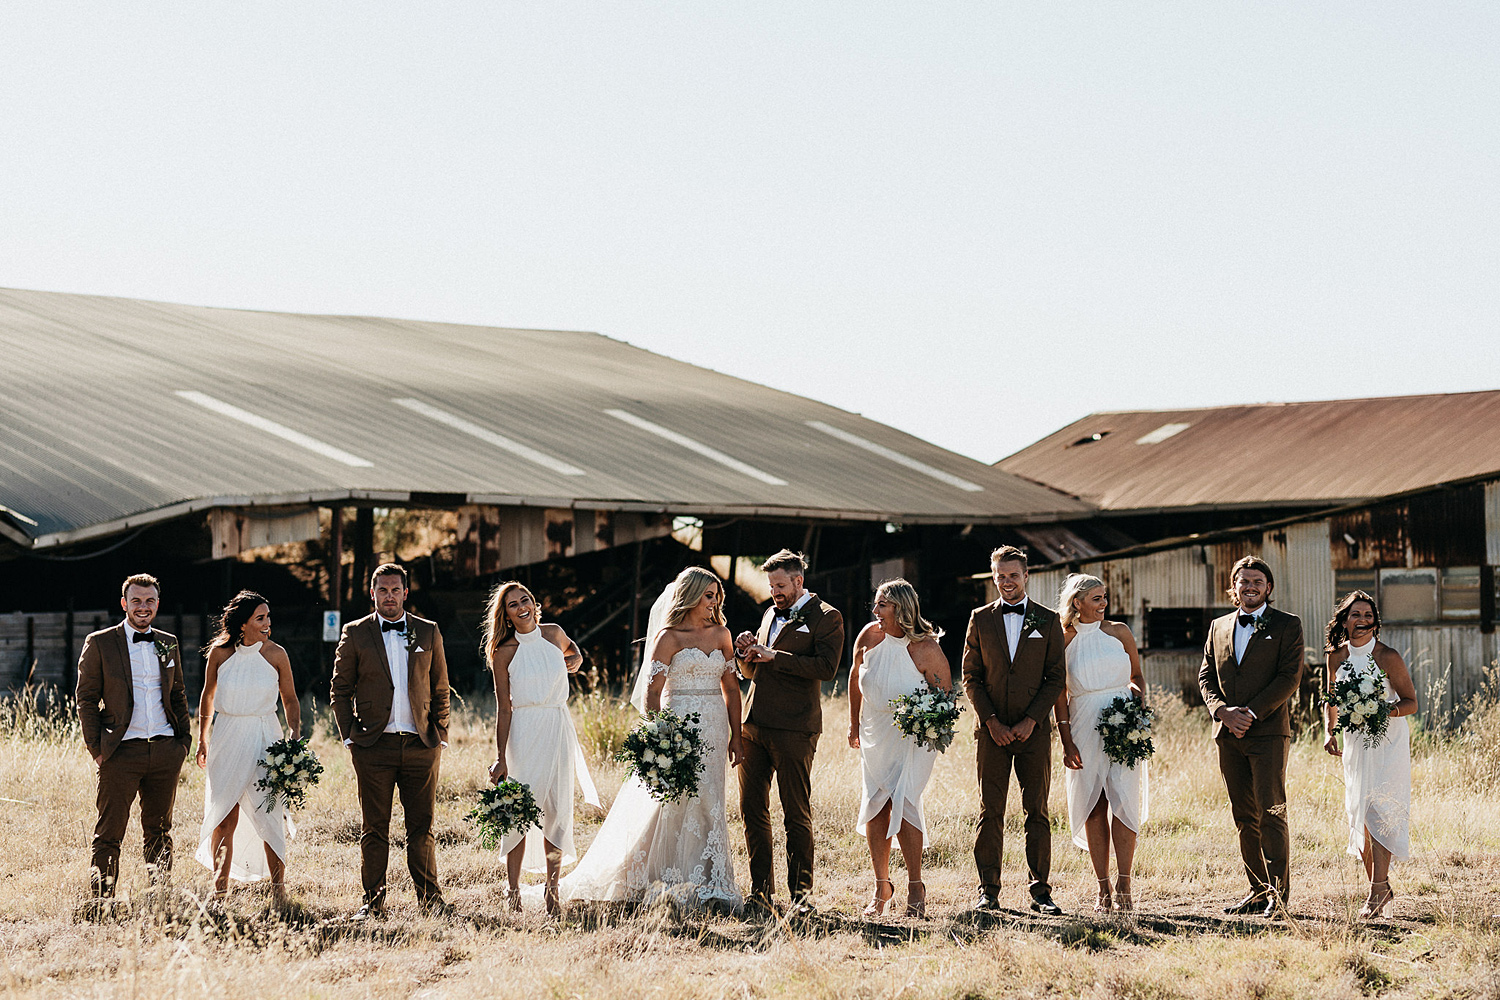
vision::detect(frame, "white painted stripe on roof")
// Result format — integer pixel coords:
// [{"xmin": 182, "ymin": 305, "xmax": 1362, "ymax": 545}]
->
[
  {"xmin": 174, "ymin": 391, "xmax": 375, "ymax": 468},
  {"xmin": 604, "ymin": 409, "xmax": 789, "ymax": 486},
  {"xmin": 1135, "ymin": 422, "xmax": 1191, "ymax": 445},
  {"xmin": 393, "ymin": 398, "xmax": 587, "ymax": 477},
  {"xmin": 805, "ymin": 420, "xmax": 984, "ymax": 492}
]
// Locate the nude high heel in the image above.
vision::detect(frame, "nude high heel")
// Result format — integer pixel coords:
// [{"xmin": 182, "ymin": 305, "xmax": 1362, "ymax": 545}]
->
[
  {"xmin": 863, "ymin": 878, "xmax": 894, "ymax": 917},
  {"xmin": 906, "ymin": 880, "xmax": 927, "ymax": 918}
]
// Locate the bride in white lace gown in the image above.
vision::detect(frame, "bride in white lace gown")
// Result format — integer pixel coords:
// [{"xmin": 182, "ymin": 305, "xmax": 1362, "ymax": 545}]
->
[{"xmin": 559, "ymin": 567, "xmax": 745, "ymax": 911}]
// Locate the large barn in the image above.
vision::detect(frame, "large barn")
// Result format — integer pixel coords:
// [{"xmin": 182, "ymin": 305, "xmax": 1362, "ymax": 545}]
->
[
  {"xmin": 997, "ymin": 393, "xmax": 1500, "ymax": 724},
  {"xmin": 0, "ymin": 287, "xmax": 1091, "ymax": 695}
]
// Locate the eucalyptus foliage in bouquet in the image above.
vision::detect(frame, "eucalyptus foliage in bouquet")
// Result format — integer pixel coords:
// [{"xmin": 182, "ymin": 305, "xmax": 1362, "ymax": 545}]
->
[
  {"xmin": 1326, "ymin": 649, "xmax": 1393, "ymax": 750},
  {"xmin": 1096, "ymin": 696, "xmax": 1155, "ymax": 768},
  {"xmin": 254, "ymin": 737, "xmax": 324, "ymax": 812},
  {"xmin": 615, "ymin": 710, "xmax": 705, "ymax": 803},
  {"xmin": 890, "ymin": 682, "xmax": 964, "ymax": 753},
  {"xmin": 467, "ymin": 778, "xmax": 542, "ymax": 850}
]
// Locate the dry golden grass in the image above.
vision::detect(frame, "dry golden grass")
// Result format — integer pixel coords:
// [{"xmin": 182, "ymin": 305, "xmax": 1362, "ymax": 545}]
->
[{"xmin": 3, "ymin": 686, "xmax": 1499, "ymax": 999}]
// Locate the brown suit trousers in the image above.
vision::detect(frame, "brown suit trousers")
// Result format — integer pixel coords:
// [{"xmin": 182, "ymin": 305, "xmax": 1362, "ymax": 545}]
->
[
  {"xmin": 974, "ymin": 723, "xmax": 1052, "ymax": 898},
  {"xmin": 352, "ymin": 733, "xmax": 443, "ymax": 906},
  {"xmin": 92, "ymin": 738, "xmax": 188, "ymax": 895}
]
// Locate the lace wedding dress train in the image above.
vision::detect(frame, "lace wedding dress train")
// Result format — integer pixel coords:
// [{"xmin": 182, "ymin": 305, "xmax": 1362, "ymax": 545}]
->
[{"xmin": 558, "ymin": 646, "xmax": 742, "ymax": 911}]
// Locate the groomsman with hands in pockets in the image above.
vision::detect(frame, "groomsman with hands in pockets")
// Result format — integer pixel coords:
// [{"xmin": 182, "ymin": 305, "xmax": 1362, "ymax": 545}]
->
[
  {"xmin": 331, "ymin": 563, "xmax": 453, "ymax": 919},
  {"xmin": 964, "ymin": 546, "xmax": 1067, "ymax": 915},
  {"xmin": 75, "ymin": 573, "xmax": 193, "ymax": 898}
]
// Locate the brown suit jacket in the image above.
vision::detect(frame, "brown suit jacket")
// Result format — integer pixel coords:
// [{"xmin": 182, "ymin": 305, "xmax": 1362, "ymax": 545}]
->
[
  {"xmin": 75, "ymin": 623, "xmax": 192, "ymax": 762},
  {"xmin": 741, "ymin": 594, "xmax": 844, "ymax": 735},
  {"xmin": 1199, "ymin": 605, "xmax": 1304, "ymax": 739},
  {"xmin": 330, "ymin": 613, "xmax": 450, "ymax": 748},
  {"xmin": 962, "ymin": 599, "xmax": 1067, "ymax": 729}
]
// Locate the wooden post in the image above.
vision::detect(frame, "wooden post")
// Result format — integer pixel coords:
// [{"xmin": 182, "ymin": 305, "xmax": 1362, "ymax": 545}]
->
[
  {"xmin": 63, "ymin": 597, "xmax": 75, "ymax": 693},
  {"xmin": 629, "ymin": 540, "xmax": 644, "ymax": 653},
  {"xmin": 24, "ymin": 616, "xmax": 34, "ymax": 684},
  {"xmin": 353, "ymin": 507, "xmax": 374, "ymax": 611},
  {"xmin": 329, "ymin": 507, "xmax": 344, "ymax": 613}
]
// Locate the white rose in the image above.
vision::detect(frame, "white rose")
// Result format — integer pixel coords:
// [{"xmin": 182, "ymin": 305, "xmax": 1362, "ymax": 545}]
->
[
  {"xmin": 1359, "ymin": 679, "xmax": 1375, "ymax": 696},
  {"xmin": 1109, "ymin": 713, "xmax": 1126, "ymax": 726}
]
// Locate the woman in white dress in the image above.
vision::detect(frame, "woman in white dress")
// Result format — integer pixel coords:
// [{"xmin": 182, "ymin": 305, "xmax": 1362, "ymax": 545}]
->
[
  {"xmin": 1322, "ymin": 590, "xmax": 1417, "ymax": 918},
  {"xmin": 559, "ymin": 566, "xmax": 744, "ymax": 912},
  {"xmin": 194, "ymin": 590, "xmax": 300, "ymax": 901},
  {"xmin": 847, "ymin": 578, "xmax": 950, "ymax": 918},
  {"xmin": 1052, "ymin": 574, "xmax": 1147, "ymax": 913},
  {"xmin": 482, "ymin": 581, "xmax": 600, "ymax": 915}
]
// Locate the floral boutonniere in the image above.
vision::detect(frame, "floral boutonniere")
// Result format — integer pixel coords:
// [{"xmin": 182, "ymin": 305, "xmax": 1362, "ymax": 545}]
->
[
  {"xmin": 784, "ymin": 605, "xmax": 810, "ymax": 628},
  {"xmin": 153, "ymin": 637, "xmax": 177, "ymax": 664},
  {"xmin": 1252, "ymin": 614, "xmax": 1274, "ymax": 638},
  {"xmin": 1021, "ymin": 609, "xmax": 1046, "ymax": 635},
  {"xmin": 402, "ymin": 628, "xmax": 422, "ymax": 654}
]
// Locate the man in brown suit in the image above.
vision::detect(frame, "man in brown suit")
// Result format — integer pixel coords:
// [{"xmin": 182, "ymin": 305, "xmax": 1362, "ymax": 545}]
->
[
  {"xmin": 75, "ymin": 573, "xmax": 193, "ymax": 897},
  {"xmin": 331, "ymin": 563, "xmax": 452, "ymax": 918},
  {"xmin": 963, "ymin": 546, "xmax": 1066, "ymax": 914},
  {"xmin": 734, "ymin": 549, "xmax": 844, "ymax": 914},
  {"xmin": 1199, "ymin": 554, "xmax": 1304, "ymax": 917}
]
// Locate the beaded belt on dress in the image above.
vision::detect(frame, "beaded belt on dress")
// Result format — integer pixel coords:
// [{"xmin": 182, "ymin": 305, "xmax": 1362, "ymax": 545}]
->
[
  {"xmin": 668, "ymin": 687, "xmax": 721, "ymax": 696},
  {"xmin": 214, "ymin": 710, "xmax": 274, "ymax": 718}
]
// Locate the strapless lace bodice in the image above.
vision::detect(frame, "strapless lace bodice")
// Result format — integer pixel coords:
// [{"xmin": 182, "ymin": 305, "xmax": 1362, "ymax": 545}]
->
[{"xmin": 649, "ymin": 647, "xmax": 732, "ymax": 700}]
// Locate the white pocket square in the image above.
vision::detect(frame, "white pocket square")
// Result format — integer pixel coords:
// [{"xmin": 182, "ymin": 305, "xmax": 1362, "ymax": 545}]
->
[
  {"xmin": 796, "ymin": 624, "xmax": 811, "ymax": 633},
  {"xmin": 414, "ymin": 646, "xmax": 425, "ymax": 653},
  {"xmin": 1028, "ymin": 630, "xmax": 1043, "ymax": 638}
]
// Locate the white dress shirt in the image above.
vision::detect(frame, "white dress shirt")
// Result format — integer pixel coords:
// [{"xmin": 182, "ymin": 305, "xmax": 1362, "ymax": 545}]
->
[
  {"xmin": 1233, "ymin": 603, "xmax": 1267, "ymax": 664},
  {"xmin": 768, "ymin": 591, "xmax": 814, "ymax": 645},
  {"xmin": 1000, "ymin": 597, "xmax": 1029, "ymax": 659},
  {"xmin": 122, "ymin": 623, "xmax": 175, "ymax": 740},
  {"xmin": 379, "ymin": 615, "xmax": 418, "ymax": 735}
]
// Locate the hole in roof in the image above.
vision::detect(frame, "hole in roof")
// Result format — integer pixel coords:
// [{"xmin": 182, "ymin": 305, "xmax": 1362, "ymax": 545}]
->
[
  {"xmin": 1135, "ymin": 422, "xmax": 1191, "ymax": 445},
  {"xmin": 1069, "ymin": 430, "xmax": 1111, "ymax": 447}
]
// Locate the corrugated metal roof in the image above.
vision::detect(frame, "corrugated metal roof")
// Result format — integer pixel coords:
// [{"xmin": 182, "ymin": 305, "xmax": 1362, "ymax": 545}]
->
[
  {"xmin": 0, "ymin": 288, "xmax": 1089, "ymax": 547},
  {"xmin": 997, "ymin": 392, "xmax": 1500, "ymax": 512}
]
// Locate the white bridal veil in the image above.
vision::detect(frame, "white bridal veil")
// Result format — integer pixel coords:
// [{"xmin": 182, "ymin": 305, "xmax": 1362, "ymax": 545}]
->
[{"xmin": 628, "ymin": 583, "xmax": 676, "ymax": 714}]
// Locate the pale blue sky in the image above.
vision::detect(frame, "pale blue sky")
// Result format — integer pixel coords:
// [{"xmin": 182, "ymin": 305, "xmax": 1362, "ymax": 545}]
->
[{"xmin": 2, "ymin": 4, "xmax": 1496, "ymax": 462}]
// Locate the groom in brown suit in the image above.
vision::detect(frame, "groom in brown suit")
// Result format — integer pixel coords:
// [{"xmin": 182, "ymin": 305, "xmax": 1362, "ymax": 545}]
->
[
  {"xmin": 331, "ymin": 563, "xmax": 452, "ymax": 918},
  {"xmin": 964, "ymin": 546, "xmax": 1066, "ymax": 914},
  {"xmin": 735, "ymin": 549, "xmax": 844, "ymax": 914},
  {"xmin": 1200, "ymin": 554, "xmax": 1304, "ymax": 917},
  {"xmin": 75, "ymin": 573, "xmax": 193, "ymax": 897}
]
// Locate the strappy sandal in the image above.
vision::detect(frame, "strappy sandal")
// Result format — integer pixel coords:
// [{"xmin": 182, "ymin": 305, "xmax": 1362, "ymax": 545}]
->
[
  {"xmin": 1358, "ymin": 880, "xmax": 1393, "ymax": 919},
  {"xmin": 906, "ymin": 880, "xmax": 927, "ymax": 918},
  {"xmin": 863, "ymin": 878, "xmax": 894, "ymax": 917},
  {"xmin": 507, "ymin": 886, "xmax": 523, "ymax": 913},
  {"xmin": 1113, "ymin": 875, "xmax": 1133, "ymax": 912},
  {"xmin": 1094, "ymin": 877, "xmax": 1113, "ymax": 913},
  {"xmin": 544, "ymin": 881, "xmax": 561, "ymax": 917}
]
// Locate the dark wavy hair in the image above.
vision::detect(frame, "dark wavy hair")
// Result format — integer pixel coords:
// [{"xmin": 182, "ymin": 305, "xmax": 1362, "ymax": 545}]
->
[
  {"xmin": 1225, "ymin": 555, "xmax": 1275, "ymax": 606},
  {"xmin": 1325, "ymin": 590, "xmax": 1380, "ymax": 653},
  {"xmin": 204, "ymin": 590, "xmax": 271, "ymax": 653}
]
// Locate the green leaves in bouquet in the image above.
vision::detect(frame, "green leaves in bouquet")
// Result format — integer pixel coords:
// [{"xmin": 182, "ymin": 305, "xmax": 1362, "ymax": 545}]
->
[
  {"xmin": 614, "ymin": 709, "xmax": 707, "ymax": 804},
  {"xmin": 254, "ymin": 736, "xmax": 324, "ymax": 813},
  {"xmin": 1096, "ymin": 696, "xmax": 1154, "ymax": 768},
  {"xmin": 467, "ymin": 778, "xmax": 542, "ymax": 850}
]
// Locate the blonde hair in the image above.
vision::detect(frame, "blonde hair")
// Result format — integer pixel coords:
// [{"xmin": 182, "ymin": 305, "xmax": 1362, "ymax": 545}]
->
[
  {"xmin": 481, "ymin": 581, "xmax": 540, "ymax": 668},
  {"xmin": 874, "ymin": 578, "xmax": 943, "ymax": 642},
  {"xmin": 1058, "ymin": 573, "xmax": 1107, "ymax": 629},
  {"xmin": 662, "ymin": 566, "xmax": 726, "ymax": 630}
]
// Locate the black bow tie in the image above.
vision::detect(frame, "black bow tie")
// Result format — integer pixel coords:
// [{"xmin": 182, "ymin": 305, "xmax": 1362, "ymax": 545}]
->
[
  {"xmin": 381, "ymin": 619, "xmax": 406, "ymax": 632},
  {"xmin": 131, "ymin": 630, "xmax": 155, "ymax": 643},
  {"xmin": 1001, "ymin": 603, "xmax": 1026, "ymax": 615},
  {"xmin": 773, "ymin": 607, "xmax": 791, "ymax": 620},
  {"xmin": 1238, "ymin": 613, "xmax": 1258, "ymax": 628}
]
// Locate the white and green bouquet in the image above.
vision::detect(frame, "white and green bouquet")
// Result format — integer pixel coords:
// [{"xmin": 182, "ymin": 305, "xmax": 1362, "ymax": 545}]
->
[
  {"xmin": 254, "ymin": 737, "xmax": 324, "ymax": 812},
  {"xmin": 467, "ymin": 778, "xmax": 542, "ymax": 850},
  {"xmin": 1097, "ymin": 696, "xmax": 1155, "ymax": 768},
  {"xmin": 616, "ymin": 710, "xmax": 705, "ymax": 803},
  {"xmin": 1326, "ymin": 650, "xmax": 1392, "ymax": 750},
  {"xmin": 890, "ymin": 682, "xmax": 964, "ymax": 753}
]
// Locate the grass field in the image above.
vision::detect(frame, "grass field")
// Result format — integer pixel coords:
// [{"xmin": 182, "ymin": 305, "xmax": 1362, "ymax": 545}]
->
[{"xmin": 3, "ymin": 685, "xmax": 1499, "ymax": 999}]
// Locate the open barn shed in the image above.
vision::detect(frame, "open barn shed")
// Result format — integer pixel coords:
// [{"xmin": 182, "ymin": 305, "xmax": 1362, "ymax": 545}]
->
[{"xmin": 0, "ymin": 287, "xmax": 1092, "ymax": 697}]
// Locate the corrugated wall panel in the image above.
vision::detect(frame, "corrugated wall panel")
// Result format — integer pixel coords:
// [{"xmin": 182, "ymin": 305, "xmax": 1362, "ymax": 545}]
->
[
  {"xmin": 1263, "ymin": 521, "xmax": 1334, "ymax": 660},
  {"xmin": 1486, "ymin": 481, "xmax": 1500, "ymax": 565},
  {"xmin": 1129, "ymin": 546, "xmax": 1210, "ymax": 611},
  {"xmin": 1379, "ymin": 625, "xmax": 1494, "ymax": 726},
  {"xmin": 1027, "ymin": 569, "xmax": 1066, "ymax": 611}
]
